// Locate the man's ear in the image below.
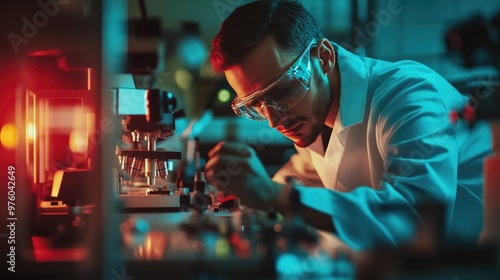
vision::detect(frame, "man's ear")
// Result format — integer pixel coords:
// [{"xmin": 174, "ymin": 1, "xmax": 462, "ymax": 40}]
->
[{"xmin": 315, "ymin": 38, "xmax": 335, "ymax": 74}]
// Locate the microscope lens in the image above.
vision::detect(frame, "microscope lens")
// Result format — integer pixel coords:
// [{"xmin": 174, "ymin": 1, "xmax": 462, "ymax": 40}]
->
[
  {"xmin": 156, "ymin": 160, "xmax": 168, "ymax": 179},
  {"xmin": 131, "ymin": 157, "xmax": 144, "ymax": 178}
]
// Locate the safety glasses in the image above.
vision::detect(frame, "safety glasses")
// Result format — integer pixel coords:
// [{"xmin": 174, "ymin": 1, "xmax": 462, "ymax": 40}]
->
[{"xmin": 231, "ymin": 39, "xmax": 317, "ymax": 121}]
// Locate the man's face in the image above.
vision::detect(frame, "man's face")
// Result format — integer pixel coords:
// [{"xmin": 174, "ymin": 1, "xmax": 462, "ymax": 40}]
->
[{"xmin": 225, "ymin": 36, "xmax": 331, "ymax": 147}]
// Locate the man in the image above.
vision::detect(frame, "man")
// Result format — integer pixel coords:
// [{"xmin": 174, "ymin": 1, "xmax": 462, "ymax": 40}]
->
[{"xmin": 204, "ymin": 0, "xmax": 493, "ymax": 251}]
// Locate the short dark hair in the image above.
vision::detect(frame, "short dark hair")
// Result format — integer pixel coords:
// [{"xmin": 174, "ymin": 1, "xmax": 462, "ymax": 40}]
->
[{"xmin": 210, "ymin": 0, "xmax": 324, "ymax": 73}]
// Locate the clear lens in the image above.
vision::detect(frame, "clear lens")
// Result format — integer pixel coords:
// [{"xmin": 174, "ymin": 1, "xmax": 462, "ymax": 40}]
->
[
  {"xmin": 261, "ymin": 74, "xmax": 309, "ymax": 105},
  {"xmin": 231, "ymin": 40, "xmax": 316, "ymax": 121},
  {"xmin": 232, "ymin": 73, "xmax": 311, "ymax": 121}
]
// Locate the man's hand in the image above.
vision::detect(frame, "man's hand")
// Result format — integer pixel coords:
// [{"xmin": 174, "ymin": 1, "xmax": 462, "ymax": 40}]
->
[{"xmin": 205, "ymin": 141, "xmax": 282, "ymax": 211}]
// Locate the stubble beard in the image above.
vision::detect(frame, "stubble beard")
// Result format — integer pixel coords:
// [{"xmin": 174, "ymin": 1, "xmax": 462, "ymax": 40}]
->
[{"xmin": 293, "ymin": 70, "xmax": 332, "ymax": 148}]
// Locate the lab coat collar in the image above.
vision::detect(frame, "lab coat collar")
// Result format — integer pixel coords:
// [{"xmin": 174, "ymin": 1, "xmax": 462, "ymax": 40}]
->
[{"xmin": 332, "ymin": 43, "xmax": 369, "ymax": 132}]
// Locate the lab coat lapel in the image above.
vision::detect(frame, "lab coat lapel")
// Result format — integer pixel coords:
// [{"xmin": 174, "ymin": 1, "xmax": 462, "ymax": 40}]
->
[
  {"xmin": 307, "ymin": 116, "xmax": 350, "ymax": 191},
  {"xmin": 308, "ymin": 134, "xmax": 329, "ymax": 187},
  {"xmin": 325, "ymin": 125, "xmax": 350, "ymax": 191},
  {"xmin": 308, "ymin": 43, "xmax": 370, "ymax": 191}
]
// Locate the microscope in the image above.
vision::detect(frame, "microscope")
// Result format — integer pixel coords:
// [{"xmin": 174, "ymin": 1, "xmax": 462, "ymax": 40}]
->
[{"xmin": 114, "ymin": 87, "xmax": 188, "ymax": 209}]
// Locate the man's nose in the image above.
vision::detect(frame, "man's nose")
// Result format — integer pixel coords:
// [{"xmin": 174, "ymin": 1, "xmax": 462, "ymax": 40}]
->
[{"xmin": 264, "ymin": 106, "xmax": 286, "ymax": 128}]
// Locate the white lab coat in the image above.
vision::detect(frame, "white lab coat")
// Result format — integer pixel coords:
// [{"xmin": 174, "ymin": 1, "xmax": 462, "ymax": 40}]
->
[{"xmin": 273, "ymin": 43, "xmax": 493, "ymax": 251}]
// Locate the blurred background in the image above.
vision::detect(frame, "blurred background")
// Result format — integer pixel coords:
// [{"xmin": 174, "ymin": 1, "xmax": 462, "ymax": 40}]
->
[
  {"xmin": 1, "ymin": 0, "xmax": 500, "ymax": 180},
  {"xmin": 0, "ymin": 0, "xmax": 499, "ymax": 279},
  {"xmin": 124, "ymin": 0, "xmax": 500, "ymax": 176}
]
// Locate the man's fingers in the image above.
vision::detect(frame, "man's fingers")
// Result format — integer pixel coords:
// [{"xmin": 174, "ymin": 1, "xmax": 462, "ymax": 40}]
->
[
  {"xmin": 207, "ymin": 141, "xmax": 225, "ymax": 158},
  {"xmin": 221, "ymin": 142, "xmax": 253, "ymax": 156},
  {"xmin": 205, "ymin": 155, "xmax": 248, "ymax": 175},
  {"xmin": 205, "ymin": 154, "xmax": 249, "ymax": 190},
  {"xmin": 208, "ymin": 141, "xmax": 253, "ymax": 158}
]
